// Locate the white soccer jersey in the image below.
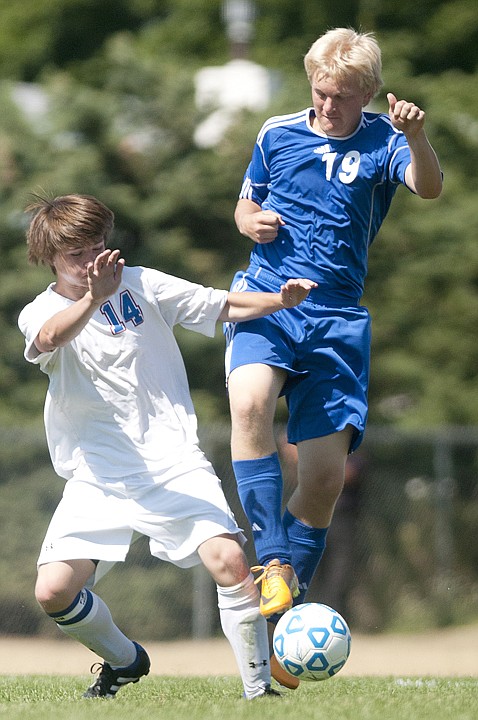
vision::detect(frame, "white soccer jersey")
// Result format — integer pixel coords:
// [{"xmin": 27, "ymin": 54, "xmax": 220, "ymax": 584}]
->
[{"xmin": 18, "ymin": 266, "xmax": 228, "ymax": 480}]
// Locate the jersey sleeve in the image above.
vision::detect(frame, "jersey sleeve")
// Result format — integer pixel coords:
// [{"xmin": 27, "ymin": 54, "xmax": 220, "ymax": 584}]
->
[
  {"xmin": 387, "ymin": 131, "xmax": 412, "ymax": 187},
  {"xmin": 142, "ymin": 268, "xmax": 228, "ymax": 337},
  {"xmin": 238, "ymin": 124, "xmax": 272, "ymax": 207},
  {"xmin": 17, "ymin": 289, "xmax": 65, "ymax": 369}
]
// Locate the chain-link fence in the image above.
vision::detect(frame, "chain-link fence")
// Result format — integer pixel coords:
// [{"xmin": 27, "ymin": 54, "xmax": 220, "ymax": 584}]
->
[
  {"xmin": 200, "ymin": 423, "xmax": 478, "ymax": 635},
  {"xmin": 1, "ymin": 423, "xmax": 477, "ymax": 640}
]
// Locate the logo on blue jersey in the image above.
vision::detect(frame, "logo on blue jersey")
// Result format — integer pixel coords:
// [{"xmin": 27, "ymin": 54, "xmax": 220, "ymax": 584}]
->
[{"xmin": 313, "ymin": 144, "xmax": 332, "ymax": 155}]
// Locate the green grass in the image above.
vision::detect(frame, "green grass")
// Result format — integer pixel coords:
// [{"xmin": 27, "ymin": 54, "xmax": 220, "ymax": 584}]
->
[{"xmin": 0, "ymin": 676, "xmax": 477, "ymax": 720}]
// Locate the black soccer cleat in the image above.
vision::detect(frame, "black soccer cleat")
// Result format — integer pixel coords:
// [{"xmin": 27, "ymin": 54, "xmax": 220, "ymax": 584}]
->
[
  {"xmin": 83, "ymin": 641, "xmax": 150, "ymax": 698},
  {"xmin": 258, "ymin": 685, "xmax": 282, "ymax": 698}
]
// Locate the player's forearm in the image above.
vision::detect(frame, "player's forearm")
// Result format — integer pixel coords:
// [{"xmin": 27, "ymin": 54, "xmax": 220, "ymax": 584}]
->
[
  {"xmin": 220, "ymin": 291, "xmax": 285, "ymax": 322},
  {"xmin": 35, "ymin": 292, "xmax": 102, "ymax": 352},
  {"xmin": 406, "ymin": 131, "xmax": 443, "ymax": 199},
  {"xmin": 220, "ymin": 279, "xmax": 317, "ymax": 322}
]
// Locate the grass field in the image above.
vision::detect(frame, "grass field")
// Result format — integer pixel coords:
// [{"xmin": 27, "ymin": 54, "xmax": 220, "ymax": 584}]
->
[{"xmin": 1, "ymin": 675, "xmax": 477, "ymax": 720}]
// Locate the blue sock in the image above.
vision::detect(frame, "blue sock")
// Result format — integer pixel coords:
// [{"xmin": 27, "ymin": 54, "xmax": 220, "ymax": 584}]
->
[
  {"xmin": 232, "ymin": 453, "xmax": 291, "ymax": 566},
  {"xmin": 283, "ymin": 508, "xmax": 328, "ymax": 605}
]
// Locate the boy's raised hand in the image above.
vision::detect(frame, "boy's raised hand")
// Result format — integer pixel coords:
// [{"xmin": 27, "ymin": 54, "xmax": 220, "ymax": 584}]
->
[
  {"xmin": 87, "ymin": 249, "xmax": 125, "ymax": 303},
  {"xmin": 280, "ymin": 278, "xmax": 318, "ymax": 308},
  {"xmin": 387, "ymin": 92, "xmax": 426, "ymax": 137}
]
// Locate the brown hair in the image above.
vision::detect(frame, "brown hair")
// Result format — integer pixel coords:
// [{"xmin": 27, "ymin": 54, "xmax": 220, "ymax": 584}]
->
[{"xmin": 26, "ymin": 194, "xmax": 114, "ymax": 269}]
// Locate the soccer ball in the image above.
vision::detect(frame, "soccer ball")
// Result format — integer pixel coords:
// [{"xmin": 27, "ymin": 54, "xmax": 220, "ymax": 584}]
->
[{"xmin": 273, "ymin": 602, "xmax": 351, "ymax": 681}]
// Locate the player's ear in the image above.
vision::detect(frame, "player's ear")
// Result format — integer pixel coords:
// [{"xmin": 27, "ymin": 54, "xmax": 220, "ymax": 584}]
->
[{"xmin": 362, "ymin": 91, "xmax": 374, "ymax": 107}]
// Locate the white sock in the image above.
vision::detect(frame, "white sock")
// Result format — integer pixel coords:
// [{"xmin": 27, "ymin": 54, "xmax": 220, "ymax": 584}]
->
[
  {"xmin": 217, "ymin": 573, "xmax": 271, "ymax": 699},
  {"xmin": 50, "ymin": 588, "xmax": 137, "ymax": 668}
]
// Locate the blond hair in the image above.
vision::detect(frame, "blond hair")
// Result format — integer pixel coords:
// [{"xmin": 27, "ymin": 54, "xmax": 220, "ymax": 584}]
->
[
  {"xmin": 304, "ymin": 28, "xmax": 383, "ymax": 97},
  {"xmin": 26, "ymin": 194, "xmax": 114, "ymax": 269}
]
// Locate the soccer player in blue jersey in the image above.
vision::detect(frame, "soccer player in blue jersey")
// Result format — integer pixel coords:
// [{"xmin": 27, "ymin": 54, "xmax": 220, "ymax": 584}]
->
[{"xmin": 225, "ymin": 27, "xmax": 442, "ymax": 688}]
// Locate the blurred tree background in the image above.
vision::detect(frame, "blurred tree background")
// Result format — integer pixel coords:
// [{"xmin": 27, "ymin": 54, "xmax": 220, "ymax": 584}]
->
[
  {"xmin": 0, "ymin": 0, "xmax": 477, "ymax": 639},
  {"xmin": 0, "ymin": 0, "xmax": 477, "ymax": 428}
]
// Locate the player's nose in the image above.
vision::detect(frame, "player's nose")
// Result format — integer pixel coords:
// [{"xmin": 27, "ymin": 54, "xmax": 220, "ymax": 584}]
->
[{"xmin": 84, "ymin": 249, "xmax": 100, "ymax": 266}]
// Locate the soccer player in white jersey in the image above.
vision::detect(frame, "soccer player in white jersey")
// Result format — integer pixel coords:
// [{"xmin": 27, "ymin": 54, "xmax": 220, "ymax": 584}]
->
[
  {"xmin": 225, "ymin": 27, "xmax": 442, "ymax": 688},
  {"xmin": 18, "ymin": 193, "xmax": 316, "ymax": 700}
]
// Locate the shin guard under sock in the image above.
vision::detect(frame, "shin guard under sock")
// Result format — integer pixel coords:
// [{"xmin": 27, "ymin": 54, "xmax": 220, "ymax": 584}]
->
[
  {"xmin": 217, "ymin": 574, "xmax": 270, "ymax": 699},
  {"xmin": 232, "ymin": 453, "xmax": 291, "ymax": 565},
  {"xmin": 49, "ymin": 588, "xmax": 137, "ymax": 667},
  {"xmin": 283, "ymin": 508, "xmax": 328, "ymax": 605}
]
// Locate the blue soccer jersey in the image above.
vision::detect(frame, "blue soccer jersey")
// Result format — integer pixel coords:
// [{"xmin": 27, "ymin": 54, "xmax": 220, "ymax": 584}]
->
[{"xmin": 239, "ymin": 107, "xmax": 412, "ymax": 303}]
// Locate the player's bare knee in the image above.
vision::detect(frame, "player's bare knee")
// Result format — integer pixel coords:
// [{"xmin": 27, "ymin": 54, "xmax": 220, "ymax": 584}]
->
[
  {"xmin": 229, "ymin": 380, "xmax": 275, "ymax": 427},
  {"xmin": 230, "ymin": 394, "xmax": 263, "ymax": 429},
  {"xmin": 35, "ymin": 580, "xmax": 58, "ymax": 610},
  {"xmin": 35, "ymin": 582, "xmax": 57, "ymax": 611},
  {"xmin": 200, "ymin": 535, "xmax": 248, "ymax": 586},
  {"xmin": 219, "ymin": 547, "xmax": 245, "ymax": 580},
  {"xmin": 321, "ymin": 474, "xmax": 345, "ymax": 502},
  {"xmin": 226, "ymin": 544, "xmax": 250, "ymax": 584},
  {"xmin": 35, "ymin": 572, "xmax": 74, "ymax": 612},
  {"xmin": 301, "ymin": 467, "xmax": 344, "ymax": 498}
]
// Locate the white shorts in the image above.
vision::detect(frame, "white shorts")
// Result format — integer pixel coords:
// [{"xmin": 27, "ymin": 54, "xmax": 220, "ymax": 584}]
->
[{"xmin": 38, "ymin": 451, "xmax": 245, "ymax": 581}]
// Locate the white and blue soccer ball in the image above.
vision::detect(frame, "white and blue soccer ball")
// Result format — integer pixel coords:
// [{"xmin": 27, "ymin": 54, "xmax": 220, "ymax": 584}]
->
[{"xmin": 273, "ymin": 602, "xmax": 351, "ymax": 681}]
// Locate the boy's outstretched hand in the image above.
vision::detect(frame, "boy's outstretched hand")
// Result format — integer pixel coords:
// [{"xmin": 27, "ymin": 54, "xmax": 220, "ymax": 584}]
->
[
  {"xmin": 87, "ymin": 249, "xmax": 125, "ymax": 303},
  {"xmin": 280, "ymin": 278, "xmax": 318, "ymax": 308}
]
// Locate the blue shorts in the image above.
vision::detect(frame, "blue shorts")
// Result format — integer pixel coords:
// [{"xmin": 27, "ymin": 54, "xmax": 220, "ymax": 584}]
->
[{"xmin": 225, "ymin": 269, "xmax": 371, "ymax": 452}]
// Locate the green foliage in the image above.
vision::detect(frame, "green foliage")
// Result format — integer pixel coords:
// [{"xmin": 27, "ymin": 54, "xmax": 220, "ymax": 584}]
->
[
  {"xmin": 0, "ymin": 0, "xmax": 476, "ymax": 428},
  {"xmin": 0, "ymin": 0, "xmax": 168, "ymax": 81},
  {"xmin": 0, "ymin": 0, "xmax": 477, "ymax": 641}
]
